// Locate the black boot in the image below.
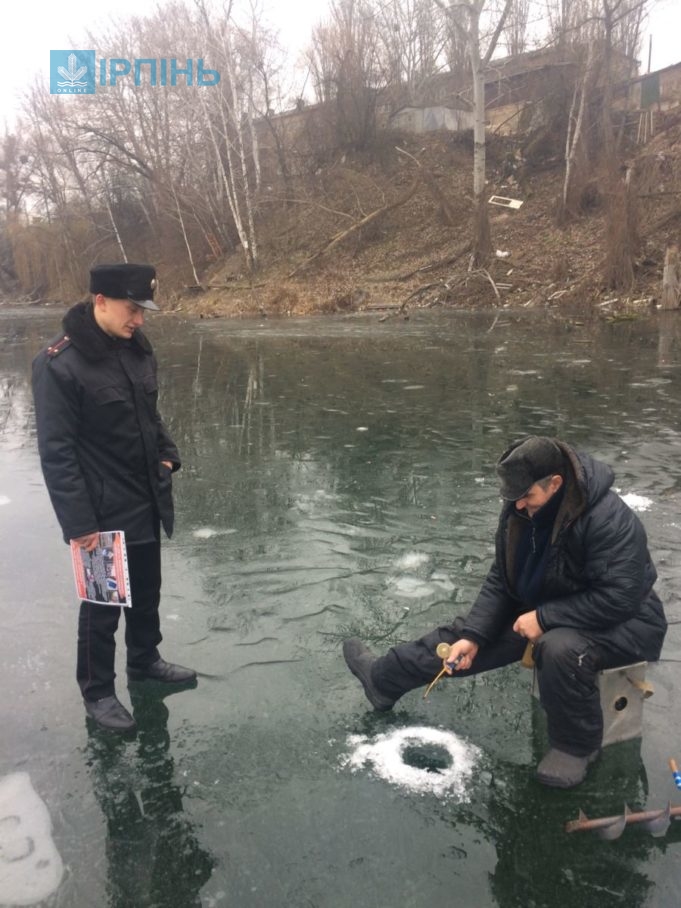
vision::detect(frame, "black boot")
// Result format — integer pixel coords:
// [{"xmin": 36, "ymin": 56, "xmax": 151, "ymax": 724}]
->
[
  {"xmin": 127, "ymin": 658, "xmax": 197, "ymax": 685},
  {"xmin": 84, "ymin": 695, "xmax": 137, "ymax": 732},
  {"xmin": 343, "ymin": 638, "xmax": 395, "ymax": 711}
]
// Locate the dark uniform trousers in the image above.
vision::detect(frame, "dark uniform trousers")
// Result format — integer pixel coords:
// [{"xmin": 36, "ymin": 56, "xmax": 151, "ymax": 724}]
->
[
  {"xmin": 77, "ymin": 541, "xmax": 163, "ymax": 701},
  {"xmin": 370, "ymin": 619, "xmax": 634, "ymax": 757}
]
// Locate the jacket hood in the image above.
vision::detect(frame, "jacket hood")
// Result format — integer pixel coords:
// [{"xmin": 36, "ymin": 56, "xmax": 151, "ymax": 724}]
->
[
  {"xmin": 62, "ymin": 301, "xmax": 152, "ymax": 362},
  {"xmin": 550, "ymin": 441, "xmax": 614, "ymax": 538},
  {"xmin": 573, "ymin": 448, "xmax": 615, "ymax": 506}
]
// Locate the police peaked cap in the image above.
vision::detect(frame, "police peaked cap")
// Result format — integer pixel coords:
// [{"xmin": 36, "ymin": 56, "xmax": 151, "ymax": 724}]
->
[{"xmin": 90, "ymin": 263, "xmax": 159, "ymax": 310}]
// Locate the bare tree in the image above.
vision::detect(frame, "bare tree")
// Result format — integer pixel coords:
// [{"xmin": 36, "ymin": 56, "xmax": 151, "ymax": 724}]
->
[
  {"xmin": 561, "ymin": 40, "xmax": 595, "ymax": 221},
  {"xmin": 15, "ymin": 0, "xmax": 282, "ymax": 286},
  {"xmin": 597, "ymin": 0, "xmax": 647, "ymax": 289},
  {"xmin": 0, "ymin": 132, "xmax": 33, "ymax": 216},
  {"xmin": 503, "ymin": 0, "xmax": 531, "ymax": 56},
  {"xmin": 434, "ymin": 0, "xmax": 513, "ymax": 266},
  {"xmin": 374, "ymin": 0, "xmax": 450, "ymax": 99},
  {"xmin": 306, "ymin": 0, "xmax": 384, "ymax": 151},
  {"xmin": 598, "ymin": 0, "xmax": 647, "ymax": 157}
]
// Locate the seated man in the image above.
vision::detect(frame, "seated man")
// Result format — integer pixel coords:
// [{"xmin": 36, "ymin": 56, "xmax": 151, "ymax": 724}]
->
[{"xmin": 343, "ymin": 436, "xmax": 667, "ymax": 788}]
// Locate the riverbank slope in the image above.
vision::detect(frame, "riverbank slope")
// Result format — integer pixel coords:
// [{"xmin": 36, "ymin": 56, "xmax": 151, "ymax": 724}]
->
[{"xmin": 166, "ymin": 104, "xmax": 681, "ymax": 321}]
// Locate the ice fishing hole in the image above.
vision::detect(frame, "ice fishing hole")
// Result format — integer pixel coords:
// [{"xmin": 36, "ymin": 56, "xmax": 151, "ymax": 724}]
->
[
  {"xmin": 345, "ymin": 726, "xmax": 481, "ymax": 798},
  {"xmin": 401, "ymin": 743, "xmax": 453, "ymax": 774},
  {"xmin": 614, "ymin": 696, "xmax": 628, "ymax": 711}
]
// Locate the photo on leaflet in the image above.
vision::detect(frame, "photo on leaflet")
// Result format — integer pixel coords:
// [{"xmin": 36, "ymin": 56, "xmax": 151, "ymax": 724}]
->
[{"xmin": 70, "ymin": 530, "xmax": 131, "ymax": 607}]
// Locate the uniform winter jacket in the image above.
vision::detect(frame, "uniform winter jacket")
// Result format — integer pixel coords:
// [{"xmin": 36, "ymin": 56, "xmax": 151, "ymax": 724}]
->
[
  {"xmin": 461, "ymin": 440, "xmax": 667, "ymax": 663},
  {"xmin": 32, "ymin": 301, "xmax": 180, "ymax": 544}
]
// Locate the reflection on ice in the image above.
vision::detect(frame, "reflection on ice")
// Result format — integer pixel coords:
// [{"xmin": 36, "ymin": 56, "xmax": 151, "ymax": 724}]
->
[
  {"xmin": 391, "ymin": 575, "xmax": 457, "ymax": 598},
  {"xmin": 0, "ymin": 495, "xmax": 10, "ymax": 505},
  {"xmin": 343, "ymin": 726, "xmax": 481, "ymax": 800},
  {"xmin": 0, "ymin": 773, "xmax": 63, "ymax": 906},
  {"xmin": 429, "ymin": 571, "xmax": 455, "ymax": 593},
  {"xmin": 389, "ymin": 575, "xmax": 438, "ymax": 597},
  {"xmin": 292, "ymin": 489, "xmax": 342, "ymax": 514}
]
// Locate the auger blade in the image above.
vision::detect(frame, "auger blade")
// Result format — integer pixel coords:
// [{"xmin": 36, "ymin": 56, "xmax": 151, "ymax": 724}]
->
[
  {"xmin": 566, "ymin": 802, "xmax": 681, "ymax": 837},
  {"xmin": 641, "ymin": 802, "xmax": 672, "ymax": 838},
  {"xmin": 596, "ymin": 804, "xmax": 630, "ymax": 841}
]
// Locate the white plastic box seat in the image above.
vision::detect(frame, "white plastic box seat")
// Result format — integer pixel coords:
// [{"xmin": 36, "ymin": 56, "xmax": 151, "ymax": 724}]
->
[{"xmin": 532, "ymin": 661, "xmax": 652, "ymax": 747}]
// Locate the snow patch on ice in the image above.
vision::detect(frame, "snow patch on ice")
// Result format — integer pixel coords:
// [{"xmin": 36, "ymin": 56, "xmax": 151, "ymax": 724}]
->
[
  {"xmin": 618, "ymin": 492, "xmax": 653, "ymax": 512},
  {"xmin": 192, "ymin": 527, "xmax": 238, "ymax": 539},
  {"xmin": 394, "ymin": 551, "xmax": 430, "ymax": 571},
  {"xmin": 0, "ymin": 772, "xmax": 63, "ymax": 905},
  {"xmin": 342, "ymin": 726, "xmax": 481, "ymax": 800}
]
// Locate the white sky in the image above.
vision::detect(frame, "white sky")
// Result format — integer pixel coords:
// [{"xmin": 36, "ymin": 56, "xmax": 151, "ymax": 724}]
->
[
  {"xmin": 1, "ymin": 0, "xmax": 329, "ymax": 127},
  {"xmin": 2, "ymin": 0, "xmax": 680, "ymax": 129}
]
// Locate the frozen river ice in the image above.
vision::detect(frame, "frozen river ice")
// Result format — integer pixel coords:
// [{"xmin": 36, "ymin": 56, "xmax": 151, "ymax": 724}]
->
[{"xmin": 1, "ymin": 307, "xmax": 681, "ymax": 907}]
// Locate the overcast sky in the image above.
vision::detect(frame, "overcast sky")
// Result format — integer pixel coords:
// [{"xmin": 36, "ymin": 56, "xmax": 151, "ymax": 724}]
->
[
  {"xmin": 2, "ymin": 0, "xmax": 679, "ymax": 128},
  {"xmin": 1, "ymin": 0, "xmax": 329, "ymax": 126}
]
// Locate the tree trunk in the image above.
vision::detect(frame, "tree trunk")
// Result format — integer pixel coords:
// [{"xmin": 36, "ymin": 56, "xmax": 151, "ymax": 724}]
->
[
  {"xmin": 604, "ymin": 165, "xmax": 638, "ymax": 291},
  {"xmin": 103, "ymin": 186, "xmax": 128, "ymax": 262},
  {"xmin": 470, "ymin": 6, "xmax": 492, "ymax": 267},
  {"xmin": 170, "ymin": 182, "xmax": 201, "ymax": 286},
  {"xmin": 661, "ymin": 244, "xmax": 681, "ymax": 310},
  {"xmin": 561, "ymin": 42, "xmax": 594, "ymax": 223}
]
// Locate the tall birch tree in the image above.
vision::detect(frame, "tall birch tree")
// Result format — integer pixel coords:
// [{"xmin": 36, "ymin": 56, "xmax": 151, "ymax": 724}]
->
[{"xmin": 434, "ymin": 0, "xmax": 512, "ymax": 266}]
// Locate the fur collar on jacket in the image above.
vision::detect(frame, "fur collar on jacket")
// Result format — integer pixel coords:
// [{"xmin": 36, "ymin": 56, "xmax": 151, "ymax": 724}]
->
[{"xmin": 62, "ymin": 301, "xmax": 152, "ymax": 362}]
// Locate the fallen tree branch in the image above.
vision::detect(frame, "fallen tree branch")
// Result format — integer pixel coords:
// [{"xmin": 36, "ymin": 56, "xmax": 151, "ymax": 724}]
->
[
  {"xmin": 395, "ymin": 263, "xmax": 504, "ymax": 314},
  {"xmin": 259, "ymin": 197, "xmax": 356, "ymax": 220},
  {"xmin": 396, "ymin": 146, "xmax": 458, "ymax": 226},
  {"xmin": 644, "ymin": 205, "xmax": 681, "ymax": 237},
  {"xmin": 366, "ymin": 241, "xmax": 473, "ymax": 283},
  {"xmin": 207, "ymin": 282, "xmax": 267, "ymax": 291},
  {"xmin": 476, "ymin": 267, "xmax": 501, "ymax": 300},
  {"xmin": 399, "ymin": 281, "xmax": 445, "ymax": 310},
  {"xmin": 288, "ymin": 177, "xmax": 420, "ymax": 278}
]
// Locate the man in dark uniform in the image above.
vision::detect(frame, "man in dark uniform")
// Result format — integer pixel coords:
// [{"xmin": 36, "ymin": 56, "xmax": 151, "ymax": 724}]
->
[
  {"xmin": 343, "ymin": 436, "xmax": 667, "ymax": 788},
  {"xmin": 32, "ymin": 263, "xmax": 196, "ymax": 733}
]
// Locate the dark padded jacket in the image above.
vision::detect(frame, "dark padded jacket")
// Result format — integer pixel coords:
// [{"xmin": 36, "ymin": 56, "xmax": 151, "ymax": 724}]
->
[
  {"xmin": 461, "ymin": 441, "xmax": 667, "ymax": 662},
  {"xmin": 32, "ymin": 301, "xmax": 180, "ymax": 544}
]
